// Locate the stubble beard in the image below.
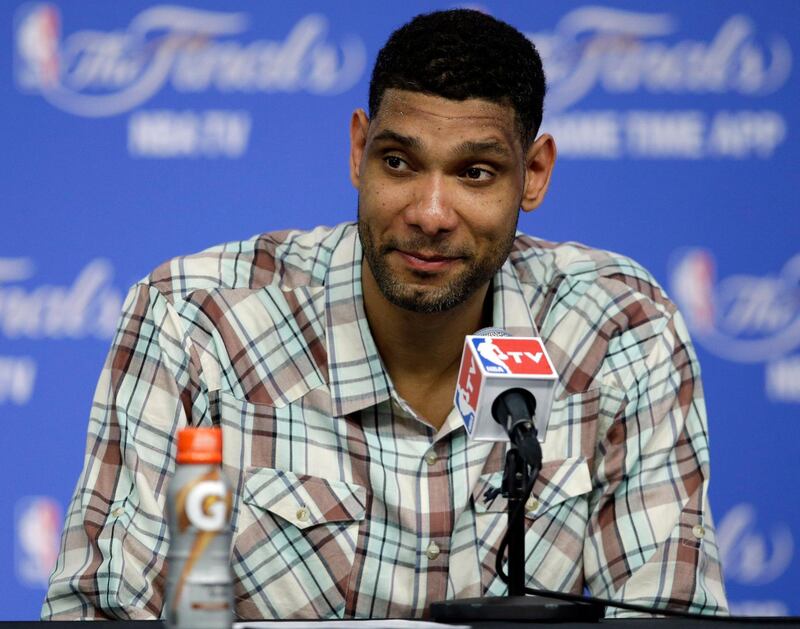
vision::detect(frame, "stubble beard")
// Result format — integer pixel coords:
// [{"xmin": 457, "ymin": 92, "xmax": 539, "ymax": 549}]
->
[{"xmin": 357, "ymin": 209, "xmax": 518, "ymax": 314}]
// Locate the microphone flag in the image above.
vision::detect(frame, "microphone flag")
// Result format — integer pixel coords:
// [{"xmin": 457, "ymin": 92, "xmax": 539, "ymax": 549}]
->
[{"xmin": 454, "ymin": 336, "xmax": 558, "ymax": 441}]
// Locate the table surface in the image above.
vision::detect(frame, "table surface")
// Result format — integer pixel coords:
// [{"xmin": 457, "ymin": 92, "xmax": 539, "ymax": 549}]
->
[{"xmin": 3, "ymin": 619, "xmax": 800, "ymax": 628}]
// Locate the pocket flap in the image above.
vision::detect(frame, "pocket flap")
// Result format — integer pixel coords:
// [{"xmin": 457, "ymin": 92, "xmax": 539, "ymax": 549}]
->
[
  {"xmin": 474, "ymin": 456, "xmax": 592, "ymax": 517},
  {"xmin": 243, "ymin": 467, "xmax": 367, "ymax": 530}
]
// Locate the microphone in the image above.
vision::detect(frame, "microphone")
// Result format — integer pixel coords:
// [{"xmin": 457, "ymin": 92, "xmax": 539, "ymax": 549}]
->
[
  {"xmin": 492, "ymin": 386, "xmax": 541, "ymax": 469},
  {"xmin": 454, "ymin": 327, "xmax": 557, "ymax": 466}
]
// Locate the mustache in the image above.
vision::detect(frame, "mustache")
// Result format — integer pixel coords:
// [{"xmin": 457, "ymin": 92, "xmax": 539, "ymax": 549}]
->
[{"xmin": 380, "ymin": 236, "xmax": 472, "ymax": 258}]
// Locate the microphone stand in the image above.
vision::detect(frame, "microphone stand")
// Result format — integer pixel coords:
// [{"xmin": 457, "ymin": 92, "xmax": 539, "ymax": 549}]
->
[
  {"xmin": 430, "ymin": 428, "xmax": 604, "ymax": 622},
  {"xmin": 504, "ymin": 445, "xmax": 528, "ymax": 597}
]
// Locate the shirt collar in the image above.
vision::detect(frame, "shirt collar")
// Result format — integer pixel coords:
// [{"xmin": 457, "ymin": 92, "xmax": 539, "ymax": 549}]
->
[
  {"xmin": 490, "ymin": 251, "xmax": 541, "ymax": 338},
  {"xmin": 325, "ymin": 225, "xmax": 391, "ymax": 417},
  {"xmin": 324, "ymin": 225, "xmax": 540, "ymax": 417}
]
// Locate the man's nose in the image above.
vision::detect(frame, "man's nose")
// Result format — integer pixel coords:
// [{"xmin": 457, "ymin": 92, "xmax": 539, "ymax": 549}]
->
[{"xmin": 404, "ymin": 173, "xmax": 458, "ymax": 237}]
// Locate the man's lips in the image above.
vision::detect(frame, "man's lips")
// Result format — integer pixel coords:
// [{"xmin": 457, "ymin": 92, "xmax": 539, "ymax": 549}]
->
[{"xmin": 395, "ymin": 249, "xmax": 462, "ymax": 272}]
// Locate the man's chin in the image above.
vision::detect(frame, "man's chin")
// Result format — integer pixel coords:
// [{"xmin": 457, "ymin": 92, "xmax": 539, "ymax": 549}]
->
[
  {"xmin": 364, "ymin": 246, "xmax": 489, "ymax": 313},
  {"xmin": 386, "ymin": 294, "xmax": 456, "ymax": 314},
  {"xmin": 380, "ymin": 280, "xmax": 474, "ymax": 314}
]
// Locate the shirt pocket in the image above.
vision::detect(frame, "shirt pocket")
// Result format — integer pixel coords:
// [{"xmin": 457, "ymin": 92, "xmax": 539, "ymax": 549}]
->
[
  {"xmin": 472, "ymin": 456, "xmax": 593, "ymax": 594},
  {"xmin": 232, "ymin": 467, "xmax": 366, "ymax": 620}
]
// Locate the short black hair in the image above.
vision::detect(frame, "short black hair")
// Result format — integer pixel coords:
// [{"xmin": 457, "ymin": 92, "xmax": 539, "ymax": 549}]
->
[{"xmin": 369, "ymin": 9, "xmax": 546, "ymax": 147}]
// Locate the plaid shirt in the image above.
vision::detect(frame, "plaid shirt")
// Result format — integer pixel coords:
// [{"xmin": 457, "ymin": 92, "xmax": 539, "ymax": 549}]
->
[{"xmin": 43, "ymin": 223, "xmax": 728, "ymax": 620}]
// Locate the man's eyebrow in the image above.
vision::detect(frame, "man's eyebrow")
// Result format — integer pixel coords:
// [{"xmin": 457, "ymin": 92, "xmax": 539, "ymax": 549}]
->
[
  {"xmin": 371, "ymin": 130, "xmax": 423, "ymax": 150},
  {"xmin": 371, "ymin": 131, "xmax": 513, "ymax": 158},
  {"xmin": 454, "ymin": 139, "xmax": 513, "ymax": 158}
]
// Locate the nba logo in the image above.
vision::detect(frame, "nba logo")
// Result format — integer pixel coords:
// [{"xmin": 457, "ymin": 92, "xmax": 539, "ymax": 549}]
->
[
  {"xmin": 15, "ymin": 496, "xmax": 62, "ymax": 587},
  {"xmin": 670, "ymin": 248, "xmax": 716, "ymax": 332},
  {"xmin": 455, "ymin": 352, "xmax": 482, "ymax": 431},
  {"xmin": 472, "ymin": 337, "xmax": 511, "ymax": 374},
  {"xmin": 14, "ymin": 3, "xmax": 61, "ymax": 92}
]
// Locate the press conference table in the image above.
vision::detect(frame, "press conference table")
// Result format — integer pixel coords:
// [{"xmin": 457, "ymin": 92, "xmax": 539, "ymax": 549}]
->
[{"xmin": 3, "ymin": 619, "xmax": 800, "ymax": 628}]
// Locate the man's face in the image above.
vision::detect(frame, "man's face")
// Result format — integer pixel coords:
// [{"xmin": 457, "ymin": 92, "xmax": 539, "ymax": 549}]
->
[{"xmin": 351, "ymin": 89, "xmax": 530, "ymax": 314}]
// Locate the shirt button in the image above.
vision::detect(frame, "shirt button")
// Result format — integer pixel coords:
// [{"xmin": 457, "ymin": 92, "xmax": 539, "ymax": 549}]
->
[
  {"xmin": 296, "ymin": 507, "xmax": 309, "ymax": 523},
  {"xmin": 692, "ymin": 524, "xmax": 706, "ymax": 539},
  {"xmin": 111, "ymin": 507, "xmax": 124, "ymax": 518},
  {"xmin": 425, "ymin": 451, "xmax": 438, "ymax": 466},
  {"xmin": 426, "ymin": 541, "xmax": 441, "ymax": 560},
  {"xmin": 525, "ymin": 498, "xmax": 539, "ymax": 513}
]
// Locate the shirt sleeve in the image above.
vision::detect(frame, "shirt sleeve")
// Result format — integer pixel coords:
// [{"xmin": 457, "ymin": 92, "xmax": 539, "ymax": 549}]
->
[
  {"xmin": 583, "ymin": 308, "xmax": 729, "ymax": 616},
  {"xmin": 41, "ymin": 282, "xmax": 210, "ymax": 620}
]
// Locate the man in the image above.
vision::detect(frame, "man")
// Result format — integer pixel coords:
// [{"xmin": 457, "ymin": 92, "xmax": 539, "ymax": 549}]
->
[{"xmin": 43, "ymin": 9, "xmax": 728, "ymax": 620}]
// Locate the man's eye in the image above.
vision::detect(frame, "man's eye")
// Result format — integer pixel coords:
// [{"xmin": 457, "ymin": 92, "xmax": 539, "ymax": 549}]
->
[
  {"xmin": 463, "ymin": 167, "xmax": 493, "ymax": 181},
  {"xmin": 384, "ymin": 155, "xmax": 408, "ymax": 170}
]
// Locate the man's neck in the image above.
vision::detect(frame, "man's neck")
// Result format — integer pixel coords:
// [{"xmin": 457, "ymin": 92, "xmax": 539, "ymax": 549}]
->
[{"xmin": 361, "ymin": 265, "xmax": 491, "ymax": 430}]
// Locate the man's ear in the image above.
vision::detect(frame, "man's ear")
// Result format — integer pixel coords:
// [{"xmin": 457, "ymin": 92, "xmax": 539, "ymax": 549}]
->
[
  {"xmin": 349, "ymin": 108, "xmax": 370, "ymax": 189},
  {"xmin": 521, "ymin": 133, "xmax": 557, "ymax": 212}
]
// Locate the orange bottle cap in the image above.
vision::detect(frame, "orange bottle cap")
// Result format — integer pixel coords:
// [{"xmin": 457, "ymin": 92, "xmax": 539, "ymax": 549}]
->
[{"xmin": 176, "ymin": 427, "xmax": 223, "ymax": 464}]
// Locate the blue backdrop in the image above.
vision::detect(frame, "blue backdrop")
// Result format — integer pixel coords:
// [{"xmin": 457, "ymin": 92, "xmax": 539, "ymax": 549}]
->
[{"xmin": 1, "ymin": 0, "xmax": 798, "ymax": 619}]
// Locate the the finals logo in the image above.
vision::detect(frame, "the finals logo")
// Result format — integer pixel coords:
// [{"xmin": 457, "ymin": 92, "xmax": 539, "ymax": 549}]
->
[
  {"xmin": 670, "ymin": 248, "xmax": 800, "ymax": 363},
  {"xmin": 669, "ymin": 248, "xmax": 800, "ymax": 402},
  {"xmin": 13, "ymin": 3, "xmax": 367, "ymax": 118}
]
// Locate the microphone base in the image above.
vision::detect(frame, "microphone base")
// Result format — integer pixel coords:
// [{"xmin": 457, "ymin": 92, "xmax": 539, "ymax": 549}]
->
[{"xmin": 430, "ymin": 595, "xmax": 604, "ymax": 623}]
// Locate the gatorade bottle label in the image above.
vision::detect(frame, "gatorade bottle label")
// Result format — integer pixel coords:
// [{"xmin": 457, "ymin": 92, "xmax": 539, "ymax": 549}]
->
[{"xmin": 183, "ymin": 479, "xmax": 228, "ymax": 531}]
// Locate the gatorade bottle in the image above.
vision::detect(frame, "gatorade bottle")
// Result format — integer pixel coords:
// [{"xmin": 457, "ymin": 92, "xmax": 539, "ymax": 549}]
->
[{"xmin": 165, "ymin": 427, "xmax": 233, "ymax": 629}]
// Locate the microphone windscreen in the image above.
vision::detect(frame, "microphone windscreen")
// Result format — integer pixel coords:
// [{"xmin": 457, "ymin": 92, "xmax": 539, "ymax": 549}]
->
[{"xmin": 473, "ymin": 327, "xmax": 510, "ymax": 338}]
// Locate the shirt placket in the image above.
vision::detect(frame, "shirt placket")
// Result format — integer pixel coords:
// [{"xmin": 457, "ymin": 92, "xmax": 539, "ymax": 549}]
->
[{"xmin": 417, "ymin": 436, "xmax": 452, "ymax": 609}]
